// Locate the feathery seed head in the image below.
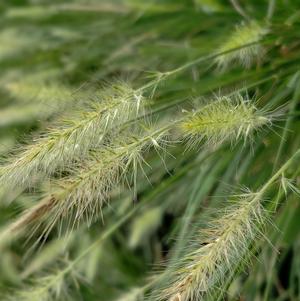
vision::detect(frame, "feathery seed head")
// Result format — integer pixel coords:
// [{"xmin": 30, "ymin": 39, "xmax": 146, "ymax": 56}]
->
[
  {"xmin": 5, "ymin": 125, "xmax": 170, "ymax": 239},
  {"xmin": 157, "ymin": 194, "xmax": 267, "ymax": 301},
  {"xmin": 179, "ymin": 93, "xmax": 270, "ymax": 149},
  {"xmin": 47, "ymin": 127, "xmax": 168, "ymax": 232},
  {"xmin": 215, "ymin": 21, "xmax": 268, "ymax": 70},
  {"xmin": 0, "ymin": 82, "xmax": 146, "ymax": 194}
]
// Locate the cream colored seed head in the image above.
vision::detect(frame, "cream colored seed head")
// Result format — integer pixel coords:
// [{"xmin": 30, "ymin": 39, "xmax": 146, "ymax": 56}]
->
[
  {"xmin": 179, "ymin": 94, "xmax": 270, "ymax": 149},
  {"xmin": 215, "ymin": 21, "xmax": 268, "ymax": 70}
]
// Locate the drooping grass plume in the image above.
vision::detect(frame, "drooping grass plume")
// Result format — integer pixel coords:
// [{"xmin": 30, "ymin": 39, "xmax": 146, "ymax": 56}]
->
[
  {"xmin": 215, "ymin": 21, "xmax": 268, "ymax": 70},
  {"xmin": 1, "ymin": 193, "xmax": 157, "ymax": 301},
  {"xmin": 0, "ymin": 83, "xmax": 145, "ymax": 193},
  {"xmin": 0, "ymin": 28, "xmax": 37, "ymax": 60},
  {"xmin": 1, "ymin": 125, "xmax": 169, "ymax": 239},
  {"xmin": 3, "ymin": 76, "xmax": 74, "ymax": 109},
  {"xmin": 0, "ymin": 105, "xmax": 48, "ymax": 129},
  {"xmin": 179, "ymin": 93, "xmax": 271, "ymax": 149},
  {"xmin": 21, "ymin": 236, "xmax": 71, "ymax": 278},
  {"xmin": 0, "ymin": 90, "xmax": 274, "ymax": 240},
  {"xmin": 153, "ymin": 194, "xmax": 267, "ymax": 301}
]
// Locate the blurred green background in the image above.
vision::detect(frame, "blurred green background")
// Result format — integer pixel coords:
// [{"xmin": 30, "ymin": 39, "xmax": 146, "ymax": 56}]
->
[{"xmin": 0, "ymin": 1, "xmax": 300, "ymax": 300}]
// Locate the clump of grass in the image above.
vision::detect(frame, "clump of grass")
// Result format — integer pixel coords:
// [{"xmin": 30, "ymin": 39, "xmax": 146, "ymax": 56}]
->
[
  {"xmin": 215, "ymin": 21, "xmax": 268, "ymax": 70},
  {"xmin": 1, "ymin": 1, "xmax": 300, "ymax": 300},
  {"xmin": 179, "ymin": 93, "xmax": 271, "ymax": 149}
]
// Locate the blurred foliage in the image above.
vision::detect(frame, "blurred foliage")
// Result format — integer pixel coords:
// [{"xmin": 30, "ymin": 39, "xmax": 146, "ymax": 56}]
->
[{"xmin": 0, "ymin": 0, "xmax": 300, "ymax": 300}]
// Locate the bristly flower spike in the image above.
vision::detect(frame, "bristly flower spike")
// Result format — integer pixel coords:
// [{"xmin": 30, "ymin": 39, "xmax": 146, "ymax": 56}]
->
[
  {"xmin": 179, "ymin": 93, "xmax": 271, "ymax": 149},
  {"xmin": 2, "ymin": 125, "xmax": 170, "ymax": 239},
  {"xmin": 215, "ymin": 21, "xmax": 268, "ymax": 71},
  {"xmin": 0, "ymin": 83, "xmax": 145, "ymax": 194},
  {"xmin": 155, "ymin": 193, "xmax": 268, "ymax": 301},
  {"xmin": 153, "ymin": 148, "xmax": 300, "ymax": 301}
]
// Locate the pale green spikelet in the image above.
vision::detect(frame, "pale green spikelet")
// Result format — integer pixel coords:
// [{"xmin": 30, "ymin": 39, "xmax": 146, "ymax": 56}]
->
[
  {"xmin": 215, "ymin": 21, "xmax": 268, "ymax": 70},
  {"xmin": 0, "ymin": 105, "xmax": 46, "ymax": 129},
  {"xmin": 2, "ymin": 125, "xmax": 170, "ymax": 239},
  {"xmin": 280, "ymin": 176, "xmax": 300, "ymax": 197},
  {"xmin": 4, "ymin": 78, "xmax": 75, "ymax": 112},
  {"xmin": 0, "ymin": 83, "xmax": 145, "ymax": 193},
  {"xmin": 0, "ymin": 28, "xmax": 35, "ymax": 59},
  {"xmin": 155, "ymin": 194, "xmax": 267, "ymax": 301},
  {"xmin": 179, "ymin": 93, "xmax": 270, "ymax": 149},
  {"xmin": 44, "ymin": 126, "xmax": 168, "ymax": 231}
]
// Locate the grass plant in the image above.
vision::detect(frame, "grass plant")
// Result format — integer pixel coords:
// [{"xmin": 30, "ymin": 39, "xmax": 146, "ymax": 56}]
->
[{"xmin": 0, "ymin": 1, "xmax": 299, "ymax": 301}]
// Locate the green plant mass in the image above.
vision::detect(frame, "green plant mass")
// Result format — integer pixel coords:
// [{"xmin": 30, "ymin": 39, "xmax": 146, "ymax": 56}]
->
[{"xmin": 0, "ymin": 1, "xmax": 300, "ymax": 300}]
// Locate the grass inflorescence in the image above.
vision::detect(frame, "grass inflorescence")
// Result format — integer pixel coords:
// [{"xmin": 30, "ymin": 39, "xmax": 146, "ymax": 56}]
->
[
  {"xmin": 179, "ymin": 93, "xmax": 271, "ymax": 149},
  {"xmin": 215, "ymin": 21, "xmax": 268, "ymax": 70},
  {"xmin": 0, "ymin": 93, "xmax": 274, "ymax": 242},
  {"xmin": 0, "ymin": 83, "xmax": 145, "ymax": 193},
  {"xmin": 156, "ymin": 195, "xmax": 267, "ymax": 301}
]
